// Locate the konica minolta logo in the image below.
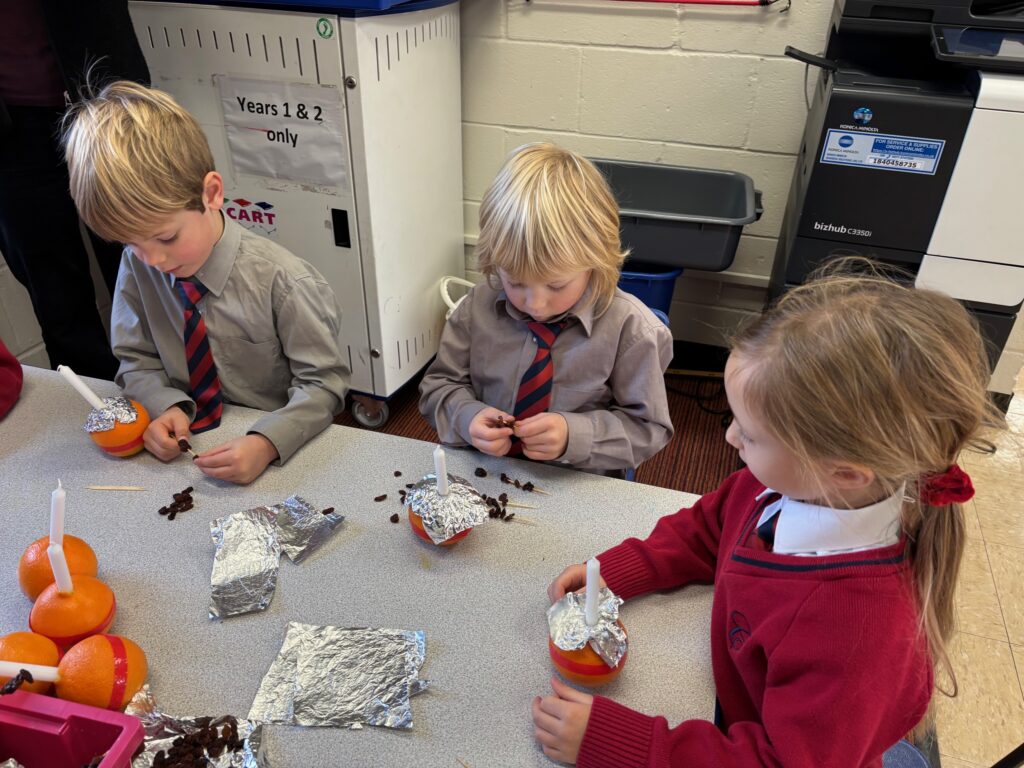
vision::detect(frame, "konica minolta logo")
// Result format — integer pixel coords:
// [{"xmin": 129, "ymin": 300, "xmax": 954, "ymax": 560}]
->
[{"xmin": 814, "ymin": 221, "xmax": 872, "ymax": 237}]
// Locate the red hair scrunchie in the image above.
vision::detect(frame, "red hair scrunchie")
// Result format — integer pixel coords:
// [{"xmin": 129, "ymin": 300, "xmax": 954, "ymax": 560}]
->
[{"xmin": 919, "ymin": 464, "xmax": 975, "ymax": 506}]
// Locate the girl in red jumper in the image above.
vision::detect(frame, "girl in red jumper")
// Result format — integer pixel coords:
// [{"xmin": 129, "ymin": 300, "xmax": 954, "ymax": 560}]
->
[{"xmin": 532, "ymin": 261, "xmax": 995, "ymax": 767}]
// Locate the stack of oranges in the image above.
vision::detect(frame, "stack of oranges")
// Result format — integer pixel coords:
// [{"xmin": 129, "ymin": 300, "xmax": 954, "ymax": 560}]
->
[{"xmin": 2, "ymin": 534, "xmax": 147, "ymax": 709}]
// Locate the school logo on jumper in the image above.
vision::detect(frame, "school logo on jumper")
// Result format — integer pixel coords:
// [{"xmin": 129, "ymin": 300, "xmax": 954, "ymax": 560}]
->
[
  {"xmin": 224, "ymin": 198, "xmax": 279, "ymax": 240},
  {"xmin": 728, "ymin": 611, "xmax": 751, "ymax": 650}
]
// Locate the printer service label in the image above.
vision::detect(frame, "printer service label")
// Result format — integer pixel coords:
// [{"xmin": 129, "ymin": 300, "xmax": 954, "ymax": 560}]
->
[{"xmin": 820, "ymin": 130, "xmax": 944, "ymax": 175}]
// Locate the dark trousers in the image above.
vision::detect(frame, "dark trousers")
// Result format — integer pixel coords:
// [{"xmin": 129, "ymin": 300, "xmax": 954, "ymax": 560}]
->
[{"xmin": 0, "ymin": 105, "xmax": 122, "ymax": 379}]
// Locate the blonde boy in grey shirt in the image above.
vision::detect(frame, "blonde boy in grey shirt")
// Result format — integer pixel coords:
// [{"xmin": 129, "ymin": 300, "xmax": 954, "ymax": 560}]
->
[
  {"xmin": 420, "ymin": 144, "xmax": 673, "ymax": 474},
  {"xmin": 63, "ymin": 81, "xmax": 348, "ymax": 483}
]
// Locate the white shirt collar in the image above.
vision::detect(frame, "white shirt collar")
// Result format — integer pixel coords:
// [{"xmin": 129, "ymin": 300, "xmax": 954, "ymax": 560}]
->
[{"xmin": 755, "ymin": 485, "xmax": 905, "ymax": 556}]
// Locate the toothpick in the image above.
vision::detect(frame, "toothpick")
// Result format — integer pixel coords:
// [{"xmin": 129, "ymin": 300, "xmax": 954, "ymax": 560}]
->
[
  {"xmin": 456, "ymin": 759, "xmax": 473, "ymax": 768},
  {"xmin": 178, "ymin": 440, "xmax": 199, "ymax": 460},
  {"xmin": 504, "ymin": 501, "xmax": 539, "ymax": 510},
  {"xmin": 506, "ymin": 514, "xmax": 538, "ymax": 526},
  {"xmin": 529, "ymin": 485, "xmax": 551, "ymax": 496},
  {"xmin": 86, "ymin": 485, "xmax": 146, "ymax": 491}
]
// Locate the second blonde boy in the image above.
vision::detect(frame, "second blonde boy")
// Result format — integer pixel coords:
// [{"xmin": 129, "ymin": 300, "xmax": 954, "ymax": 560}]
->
[{"xmin": 420, "ymin": 143, "xmax": 673, "ymax": 474}]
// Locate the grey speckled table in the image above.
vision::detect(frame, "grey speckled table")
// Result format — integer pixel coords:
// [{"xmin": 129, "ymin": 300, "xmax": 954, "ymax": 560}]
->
[{"xmin": 0, "ymin": 367, "xmax": 714, "ymax": 767}]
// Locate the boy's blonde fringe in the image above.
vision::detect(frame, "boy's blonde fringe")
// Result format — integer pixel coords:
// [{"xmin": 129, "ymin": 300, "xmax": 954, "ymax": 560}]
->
[
  {"xmin": 475, "ymin": 143, "xmax": 627, "ymax": 317},
  {"xmin": 731, "ymin": 257, "xmax": 1002, "ymax": 733},
  {"xmin": 61, "ymin": 79, "xmax": 215, "ymax": 242}
]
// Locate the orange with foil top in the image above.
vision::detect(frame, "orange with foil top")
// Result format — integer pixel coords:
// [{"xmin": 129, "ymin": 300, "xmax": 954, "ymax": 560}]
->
[{"xmin": 547, "ymin": 559, "xmax": 629, "ymax": 687}]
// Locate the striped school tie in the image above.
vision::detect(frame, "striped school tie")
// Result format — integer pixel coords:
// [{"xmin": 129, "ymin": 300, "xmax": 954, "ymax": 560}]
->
[
  {"xmin": 508, "ymin": 320, "xmax": 567, "ymax": 457},
  {"xmin": 749, "ymin": 494, "xmax": 783, "ymax": 551},
  {"xmin": 175, "ymin": 278, "xmax": 223, "ymax": 433}
]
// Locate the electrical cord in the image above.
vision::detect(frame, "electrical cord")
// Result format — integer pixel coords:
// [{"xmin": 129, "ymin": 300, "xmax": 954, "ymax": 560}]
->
[
  {"xmin": 803, "ymin": 60, "xmax": 811, "ymax": 111},
  {"xmin": 802, "ymin": 51, "xmax": 827, "ymax": 112},
  {"xmin": 665, "ymin": 373, "xmax": 734, "ymax": 423}
]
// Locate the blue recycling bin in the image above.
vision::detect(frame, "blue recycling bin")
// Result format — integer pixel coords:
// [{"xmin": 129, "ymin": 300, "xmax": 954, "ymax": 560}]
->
[{"xmin": 618, "ymin": 264, "xmax": 683, "ymax": 317}]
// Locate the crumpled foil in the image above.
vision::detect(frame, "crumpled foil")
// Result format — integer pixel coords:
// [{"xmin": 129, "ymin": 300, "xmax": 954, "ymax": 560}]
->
[
  {"xmin": 273, "ymin": 495, "xmax": 344, "ymax": 563},
  {"xmin": 209, "ymin": 506, "xmax": 281, "ymax": 619},
  {"xmin": 84, "ymin": 395, "xmax": 141, "ymax": 433},
  {"xmin": 249, "ymin": 622, "xmax": 428, "ymax": 729},
  {"xmin": 405, "ymin": 473, "xmax": 487, "ymax": 544},
  {"xmin": 548, "ymin": 587, "xmax": 628, "ymax": 668},
  {"xmin": 0, "ymin": 760, "xmax": 25, "ymax": 768},
  {"xmin": 127, "ymin": 685, "xmax": 267, "ymax": 768}
]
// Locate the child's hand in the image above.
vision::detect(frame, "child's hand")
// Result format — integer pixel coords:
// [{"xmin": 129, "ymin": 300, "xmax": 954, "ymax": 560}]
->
[
  {"xmin": 532, "ymin": 677, "xmax": 593, "ymax": 765},
  {"xmin": 144, "ymin": 406, "xmax": 192, "ymax": 461},
  {"xmin": 515, "ymin": 413, "xmax": 569, "ymax": 461},
  {"xmin": 193, "ymin": 434, "xmax": 279, "ymax": 484},
  {"xmin": 548, "ymin": 564, "xmax": 605, "ymax": 603},
  {"xmin": 468, "ymin": 407, "xmax": 515, "ymax": 456}
]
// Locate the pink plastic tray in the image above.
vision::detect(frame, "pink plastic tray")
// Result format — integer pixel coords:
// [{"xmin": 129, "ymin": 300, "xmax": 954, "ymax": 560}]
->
[{"xmin": 0, "ymin": 690, "xmax": 143, "ymax": 768}]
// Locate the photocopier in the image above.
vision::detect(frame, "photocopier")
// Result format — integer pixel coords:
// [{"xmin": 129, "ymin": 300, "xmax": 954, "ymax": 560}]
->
[{"xmin": 773, "ymin": 0, "xmax": 1024, "ymax": 407}]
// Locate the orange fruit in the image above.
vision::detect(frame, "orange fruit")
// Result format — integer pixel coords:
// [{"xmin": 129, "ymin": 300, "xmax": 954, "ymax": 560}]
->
[
  {"xmin": 548, "ymin": 621, "xmax": 628, "ymax": 687},
  {"xmin": 19, "ymin": 535, "xmax": 99, "ymax": 600},
  {"xmin": 56, "ymin": 634, "xmax": 148, "ymax": 710},
  {"xmin": 88, "ymin": 400, "xmax": 150, "ymax": 457},
  {"xmin": 407, "ymin": 506, "xmax": 471, "ymax": 546},
  {"xmin": 29, "ymin": 576, "xmax": 116, "ymax": 651},
  {"xmin": 0, "ymin": 632, "xmax": 60, "ymax": 694}
]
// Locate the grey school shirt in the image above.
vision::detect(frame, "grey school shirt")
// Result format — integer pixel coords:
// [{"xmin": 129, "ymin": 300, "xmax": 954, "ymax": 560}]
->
[
  {"xmin": 418, "ymin": 281, "xmax": 674, "ymax": 472},
  {"xmin": 110, "ymin": 217, "xmax": 349, "ymax": 464}
]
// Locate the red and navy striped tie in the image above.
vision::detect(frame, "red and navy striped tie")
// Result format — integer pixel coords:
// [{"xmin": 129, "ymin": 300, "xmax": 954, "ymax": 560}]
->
[
  {"xmin": 749, "ymin": 493, "xmax": 783, "ymax": 551},
  {"xmin": 508, "ymin": 320, "xmax": 567, "ymax": 457},
  {"xmin": 175, "ymin": 278, "xmax": 223, "ymax": 433}
]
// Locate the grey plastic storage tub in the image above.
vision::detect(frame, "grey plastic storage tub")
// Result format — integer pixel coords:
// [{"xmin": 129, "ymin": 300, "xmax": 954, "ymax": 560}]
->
[{"xmin": 593, "ymin": 159, "xmax": 763, "ymax": 272}]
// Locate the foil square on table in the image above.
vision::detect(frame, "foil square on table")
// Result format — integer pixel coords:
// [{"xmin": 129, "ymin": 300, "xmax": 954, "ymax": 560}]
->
[
  {"xmin": 209, "ymin": 497, "xmax": 346, "ymax": 620},
  {"xmin": 209, "ymin": 506, "xmax": 281, "ymax": 619},
  {"xmin": 273, "ymin": 495, "xmax": 345, "ymax": 563},
  {"xmin": 248, "ymin": 622, "xmax": 428, "ymax": 729}
]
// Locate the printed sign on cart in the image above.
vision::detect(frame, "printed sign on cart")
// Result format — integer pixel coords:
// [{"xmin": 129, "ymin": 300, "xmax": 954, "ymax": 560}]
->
[
  {"xmin": 216, "ymin": 76, "xmax": 348, "ymax": 188},
  {"xmin": 820, "ymin": 129, "xmax": 945, "ymax": 175},
  {"xmin": 224, "ymin": 198, "xmax": 279, "ymax": 240}
]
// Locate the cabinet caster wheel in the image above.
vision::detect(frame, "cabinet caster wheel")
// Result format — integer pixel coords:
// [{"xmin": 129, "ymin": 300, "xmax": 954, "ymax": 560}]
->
[{"xmin": 352, "ymin": 399, "xmax": 389, "ymax": 429}]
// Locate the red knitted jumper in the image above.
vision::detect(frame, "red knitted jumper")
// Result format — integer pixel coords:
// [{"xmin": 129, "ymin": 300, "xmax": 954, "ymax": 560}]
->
[{"xmin": 580, "ymin": 469, "xmax": 931, "ymax": 768}]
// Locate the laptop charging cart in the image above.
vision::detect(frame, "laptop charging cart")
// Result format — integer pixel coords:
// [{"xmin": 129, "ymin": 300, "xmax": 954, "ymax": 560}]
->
[
  {"xmin": 128, "ymin": 0, "xmax": 464, "ymax": 426},
  {"xmin": 773, "ymin": 0, "xmax": 1024, "ymax": 408}
]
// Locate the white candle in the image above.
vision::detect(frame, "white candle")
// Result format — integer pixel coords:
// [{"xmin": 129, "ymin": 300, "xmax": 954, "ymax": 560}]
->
[
  {"xmin": 49, "ymin": 480, "xmax": 66, "ymax": 546},
  {"xmin": 585, "ymin": 557, "xmax": 600, "ymax": 627},
  {"xmin": 57, "ymin": 365, "xmax": 107, "ymax": 411},
  {"xmin": 47, "ymin": 543, "xmax": 74, "ymax": 594},
  {"xmin": 0, "ymin": 659, "xmax": 60, "ymax": 683},
  {"xmin": 433, "ymin": 444, "xmax": 449, "ymax": 496}
]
